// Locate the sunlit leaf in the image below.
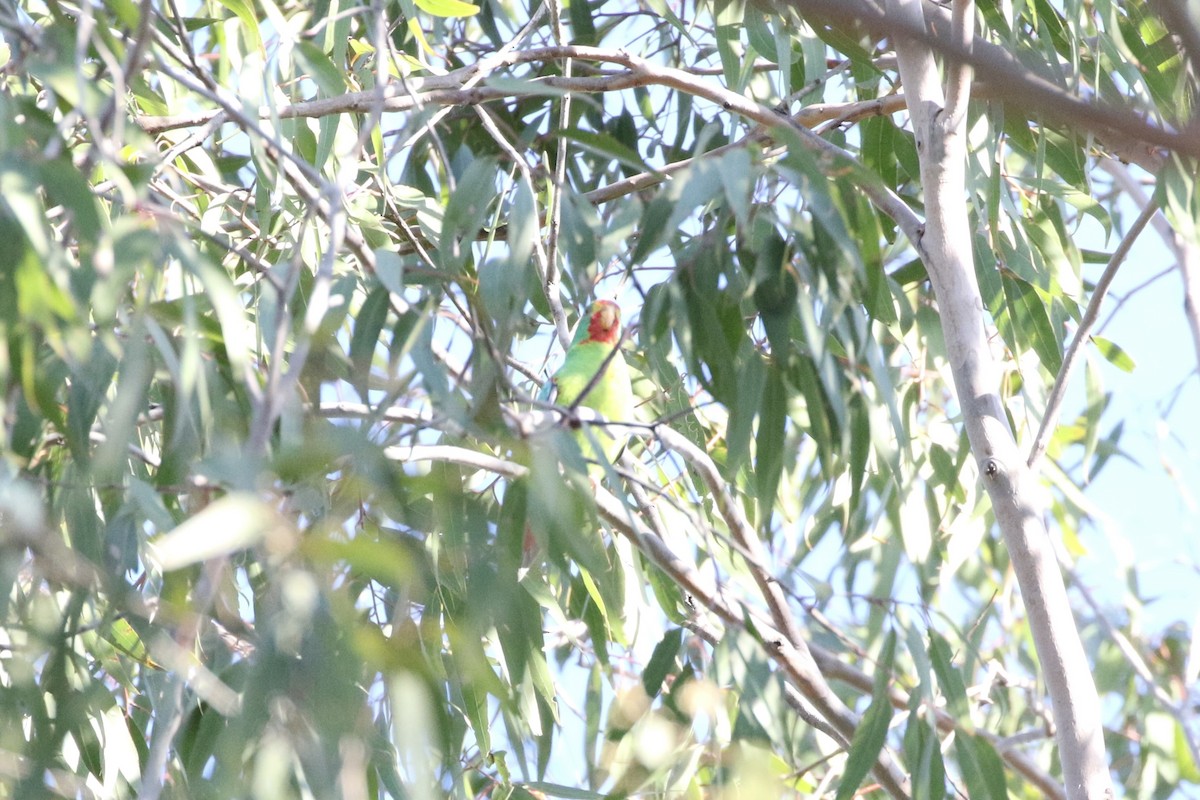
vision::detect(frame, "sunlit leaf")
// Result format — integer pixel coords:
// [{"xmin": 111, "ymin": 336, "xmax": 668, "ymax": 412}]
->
[
  {"xmin": 214, "ymin": 0, "xmax": 263, "ymax": 52},
  {"xmin": 148, "ymin": 493, "xmax": 291, "ymax": 571},
  {"xmin": 414, "ymin": 0, "xmax": 479, "ymax": 17},
  {"xmin": 1091, "ymin": 334, "xmax": 1136, "ymax": 372}
]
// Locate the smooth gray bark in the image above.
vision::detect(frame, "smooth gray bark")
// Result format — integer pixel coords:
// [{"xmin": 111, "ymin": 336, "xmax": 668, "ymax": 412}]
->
[{"xmin": 886, "ymin": 0, "xmax": 1113, "ymax": 797}]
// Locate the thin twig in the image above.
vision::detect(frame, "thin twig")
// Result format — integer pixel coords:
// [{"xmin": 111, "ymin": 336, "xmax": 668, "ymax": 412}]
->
[
  {"xmin": 474, "ymin": 104, "xmax": 572, "ymax": 348},
  {"xmin": 651, "ymin": 425, "xmax": 911, "ymax": 798},
  {"xmin": 380, "ymin": 435, "xmax": 1061, "ymax": 796},
  {"xmin": 1100, "ymin": 161, "xmax": 1200, "ymax": 371},
  {"xmin": 545, "ymin": 0, "xmax": 573, "ymax": 348},
  {"xmin": 98, "ymin": 0, "xmax": 154, "ymax": 135},
  {"xmin": 1061, "ymin": 555, "xmax": 1200, "ymax": 771},
  {"xmin": 1027, "ymin": 196, "xmax": 1159, "ymax": 470}
]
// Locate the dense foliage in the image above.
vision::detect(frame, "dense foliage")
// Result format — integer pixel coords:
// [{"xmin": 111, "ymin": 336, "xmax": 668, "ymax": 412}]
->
[{"xmin": 0, "ymin": 0, "xmax": 1197, "ymax": 797}]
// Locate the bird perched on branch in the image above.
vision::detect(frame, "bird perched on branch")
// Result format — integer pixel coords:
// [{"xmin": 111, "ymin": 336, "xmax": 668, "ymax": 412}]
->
[{"xmin": 550, "ymin": 299, "xmax": 634, "ymax": 473}]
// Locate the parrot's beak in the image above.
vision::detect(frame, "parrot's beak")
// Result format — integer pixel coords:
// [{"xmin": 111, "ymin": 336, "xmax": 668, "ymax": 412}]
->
[{"xmin": 597, "ymin": 302, "xmax": 618, "ymax": 331}]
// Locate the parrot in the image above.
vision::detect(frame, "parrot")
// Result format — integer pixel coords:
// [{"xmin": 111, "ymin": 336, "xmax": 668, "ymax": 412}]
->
[{"xmin": 550, "ymin": 299, "xmax": 635, "ymax": 472}]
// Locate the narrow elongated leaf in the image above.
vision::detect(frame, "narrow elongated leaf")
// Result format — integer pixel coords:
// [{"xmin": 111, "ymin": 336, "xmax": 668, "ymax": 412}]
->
[
  {"xmin": 835, "ymin": 630, "xmax": 897, "ymax": 800},
  {"xmin": 1092, "ymin": 335, "xmax": 1136, "ymax": 372},
  {"xmin": 643, "ymin": 628, "xmax": 683, "ymax": 698},
  {"xmin": 148, "ymin": 493, "xmax": 290, "ymax": 571},
  {"xmin": 1001, "ymin": 271, "xmax": 1063, "ymax": 375},
  {"xmin": 414, "ymin": 0, "xmax": 479, "ymax": 17},
  {"xmin": 214, "ymin": 0, "xmax": 263, "ymax": 51}
]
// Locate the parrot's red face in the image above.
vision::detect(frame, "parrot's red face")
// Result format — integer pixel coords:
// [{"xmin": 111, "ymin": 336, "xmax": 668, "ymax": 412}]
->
[{"xmin": 586, "ymin": 300, "xmax": 621, "ymax": 344}]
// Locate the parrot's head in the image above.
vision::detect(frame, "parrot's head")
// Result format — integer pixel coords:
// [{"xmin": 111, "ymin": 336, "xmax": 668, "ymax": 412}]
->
[{"xmin": 585, "ymin": 300, "xmax": 622, "ymax": 345}]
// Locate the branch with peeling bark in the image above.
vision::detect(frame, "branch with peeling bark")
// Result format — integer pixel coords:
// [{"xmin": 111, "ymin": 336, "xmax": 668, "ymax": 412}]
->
[{"xmin": 651, "ymin": 426, "xmax": 911, "ymax": 796}]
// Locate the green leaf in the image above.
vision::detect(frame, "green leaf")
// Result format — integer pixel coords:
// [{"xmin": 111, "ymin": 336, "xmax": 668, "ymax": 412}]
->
[
  {"xmin": 214, "ymin": 0, "xmax": 263, "ymax": 52},
  {"xmin": 560, "ymin": 128, "xmax": 651, "ymax": 174},
  {"xmin": 97, "ymin": 617, "xmax": 159, "ymax": 669},
  {"xmin": 975, "ymin": 734, "xmax": 1008, "ymax": 797},
  {"xmin": 725, "ymin": 352, "xmax": 764, "ymax": 474},
  {"xmin": 374, "ymin": 248, "xmax": 407, "ymax": 294},
  {"xmin": 755, "ymin": 366, "xmax": 787, "ymax": 517},
  {"xmin": 861, "ymin": 116, "xmax": 899, "ymax": 189},
  {"xmin": 956, "ymin": 732, "xmax": 1008, "ymax": 800},
  {"xmin": 1081, "ymin": 353, "xmax": 1106, "ymax": 482},
  {"xmin": 1177, "ymin": 721, "xmax": 1200, "ymax": 783},
  {"xmin": 176, "ymin": 248, "xmax": 251, "ymax": 373},
  {"xmin": 350, "ymin": 285, "xmax": 391, "ymax": 397},
  {"xmin": 643, "ymin": 0, "xmax": 695, "ymax": 44},
  {"xmin": 148, "ymin": 493, "xmax": 284, "ymax": 571},
  {"xmin": 714, "ymin": 0, "xmax": 747, "ymax": 90},
  {"xmin": 461, "ymin": 681, "xmax": 492, "ymax": 754},
  {"xmin": 643, "ymin": 628, "xmax": 683, "ymax": 698},
  {"xmin": 1116, "ymin": 5, "xmax": 1181, "ymax": 112},
  {"xmin": 903, "ymin": 702, "xmax": 946, "ymax": 800},
  {"xmin": 440, "ymin": 157, "xmax": 498, "ymax": 272},
  {"xmin": 567, "ymin": 0, "xmax": 596, "ymax": 44},
  {"xmin": 928, "ymin": 631, "xmax": 969, "ymax": 720},
  {"xmin": 1001, "ymin": 271, "xmax": 1063, "ymax": 375},
  {"xmin": 776, "ymin": 130, "xmax": 863, "ymax": 274},
  {"xmin": 631, "ymin": 195, "xmax": 674, "ymax": 265},
  {"xmin": 40, "ymin": 158, "xmax": 104, "ymax": 247},
  {"xmin": 835, "ymin": 630, "xmax": 896, "ymax": 800},
  {"xmin": 414, "ymin": 0, "xmax": 479, "ymax": 17},
  {"xmin": 294, "ymin": 41, "xmax": 347, "ymax": 97},
  {"xmin": 744, "ymin": 8, "xmax": 775, "ymax": 67},
  {"xmin": 1091, "ymin": 335, "xmax": 1135, "ymax": 372},
  {"xmin": 717, "ymin": 148, "xmax": 753, "ymax": 226},
  {"xmin": 847, "ymin": 392, "xmax": 869, "ymax": 515}
]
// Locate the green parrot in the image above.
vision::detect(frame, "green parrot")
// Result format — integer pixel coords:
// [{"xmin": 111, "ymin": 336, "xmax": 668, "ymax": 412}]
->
[{"xmin": 551, "ymin": 299, "xmax": 635, "ymax": 471}]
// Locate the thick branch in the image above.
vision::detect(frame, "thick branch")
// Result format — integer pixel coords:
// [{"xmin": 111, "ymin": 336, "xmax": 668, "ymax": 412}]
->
[
  {"xmin": 136, "ymin": 32, "xmax": 1194, "ymax": 170},
  {"xmin": 943, "ymin": 0, "xmax": 973, "ymax": 128},
  {"xmin": 886, "ymin": 0, "xmax": 1112, "ymax": 796},
  {"xmin": 781, "ymin": 0, "xmax": 1189, "ymax": 168}
]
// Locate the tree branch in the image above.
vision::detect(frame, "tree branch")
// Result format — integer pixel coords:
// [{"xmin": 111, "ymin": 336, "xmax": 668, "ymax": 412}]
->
[
  {"xmin": 545, "ymin": 0, "xmax": 573, "ymax": 348},
  {"xmin": 1101, "ymin": 161, "xmax": 1200, "ymax": 377},
  {"xmin": 474, "ymin": 104, "xmax": 570, "ymax": 348},
  {"xmin": 780, "ymin": 0, "xmax": 1189, "ymax": 168},
  {"xmin": 389, "ymin": 436, "xmax": 910, "ymax": 797},
  {"xmin": 886, "ymin": 0, "xmax": 1112, "ymax": 795},
  {"xmin": 654, "ymin": 425, "xmax": 912, "ymax": 796},
  {"xmin": 1027, "ymin": 196, "xmax": 1159, "ymax": 470},
  {"xmin": 1062, "ymin": 555, "xmax": 1200, "ymax": 773},
  {"xmin": 943, "ymin": 0, "xmax": 973, "ymax": 129}
]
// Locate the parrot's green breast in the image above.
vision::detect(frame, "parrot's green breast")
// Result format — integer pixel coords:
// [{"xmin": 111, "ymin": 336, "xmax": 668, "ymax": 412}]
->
[{"xmin": 553, "ymin": 339, "xmax": 634, "ymax": 467}]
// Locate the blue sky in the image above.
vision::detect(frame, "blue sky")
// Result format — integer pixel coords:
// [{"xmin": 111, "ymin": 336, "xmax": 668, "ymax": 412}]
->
[{"xmin": 1073, "ymin": 225, "xmax": 1200, "ymax": 635}]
